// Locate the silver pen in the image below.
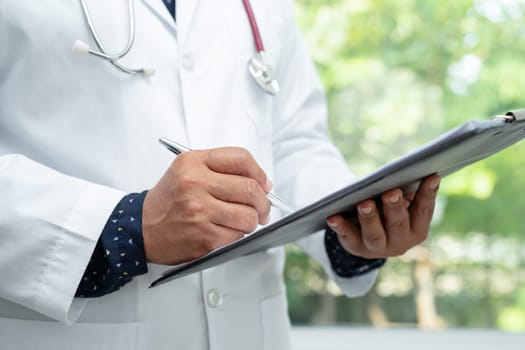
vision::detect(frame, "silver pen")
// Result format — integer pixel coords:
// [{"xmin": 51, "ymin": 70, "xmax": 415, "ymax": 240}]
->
[{"xmin": 159, "ymin": 137, "xmax": 293, "ymax": 214}]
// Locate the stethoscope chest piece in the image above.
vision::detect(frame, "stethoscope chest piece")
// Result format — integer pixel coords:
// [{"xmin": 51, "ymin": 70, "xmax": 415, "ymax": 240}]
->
[
  {"xmin": 242, "ymin": 0, "xmax": 280, "ymax": 96},
  {"xmin": 248, "ymin": 52, "xmax": 280, "ymax": 95}
]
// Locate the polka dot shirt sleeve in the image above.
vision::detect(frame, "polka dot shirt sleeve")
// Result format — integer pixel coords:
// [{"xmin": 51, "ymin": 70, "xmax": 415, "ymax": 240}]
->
[
  {"xmin": 325, "ymin": 228, "xmax": 386, "ymax": 278},
  {"xmin": 75, "ymin": 191, "xmax": 148, "ymax": 298}
]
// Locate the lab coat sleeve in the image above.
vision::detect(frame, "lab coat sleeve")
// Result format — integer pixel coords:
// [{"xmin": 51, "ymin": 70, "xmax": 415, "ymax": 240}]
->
[
  {"xmin": 0, "ymin": 154, "xmax": 126, "ymax": 324},
  {"xmin": 271, "ymin": 9, "xmax": 378, "ymax": 297}
]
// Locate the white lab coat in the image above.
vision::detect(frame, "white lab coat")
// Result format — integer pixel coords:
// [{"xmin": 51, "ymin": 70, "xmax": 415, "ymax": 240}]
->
[{"xmin": 0, "ymin": 0, "xmax": 377, "ymax": 349}]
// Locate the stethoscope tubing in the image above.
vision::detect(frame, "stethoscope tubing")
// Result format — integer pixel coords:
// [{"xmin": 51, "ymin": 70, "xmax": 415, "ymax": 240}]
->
[
  {"xmin": 75, "ymin": 0, "xmax": 278, "ymax": 91},
  {"xmin": 242, "ymin": 0, "xmax": 264, "ymax": 53},
  {"xmin": 79, "ymin": 0, "xmax": 135, "ymax": 61},
  {"xmin": 77, "ymin": 0, "xmax": 152, "ymax": 76}
]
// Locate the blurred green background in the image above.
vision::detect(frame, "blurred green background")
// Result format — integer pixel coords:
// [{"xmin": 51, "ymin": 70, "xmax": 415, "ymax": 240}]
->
[{"xmin": 285, "ymin": 0, "xmax": 525, "ymax": 331}]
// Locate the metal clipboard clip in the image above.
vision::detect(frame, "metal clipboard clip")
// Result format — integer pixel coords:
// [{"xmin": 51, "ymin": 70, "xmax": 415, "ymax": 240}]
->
[{"xmin": 491, "ymin": 109, "xmax": 525, "ymax": 122}]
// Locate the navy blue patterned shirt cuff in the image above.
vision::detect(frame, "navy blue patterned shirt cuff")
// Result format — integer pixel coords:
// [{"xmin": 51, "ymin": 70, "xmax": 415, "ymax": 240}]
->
[
  {"xmin": 325, "ymin": 227, "xmax": 386, "ymax": 278},
  {"xmin": 76, "ymin": 191, "xmax": 148, "ymax": 298}
]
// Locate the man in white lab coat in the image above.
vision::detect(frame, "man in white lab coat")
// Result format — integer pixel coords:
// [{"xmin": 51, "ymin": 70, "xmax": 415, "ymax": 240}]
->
[{"xmin": 0, "ymin": 0, "xmax": 439, "ymax": 349}]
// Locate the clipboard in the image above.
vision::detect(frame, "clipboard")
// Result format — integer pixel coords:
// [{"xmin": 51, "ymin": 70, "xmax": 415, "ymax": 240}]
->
[{"xmin": 150, "ymin": 110, "xmax": 525, "ymax": 288}]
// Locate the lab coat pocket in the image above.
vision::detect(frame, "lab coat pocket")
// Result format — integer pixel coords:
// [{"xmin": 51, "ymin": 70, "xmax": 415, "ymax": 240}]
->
[
  {"xmin": 260, "ymin": 293, "xmax": 292, "ymax": 350},
  {"xmin": 0, "ymin": 317, "xmax": 148, "ymax": 350}
]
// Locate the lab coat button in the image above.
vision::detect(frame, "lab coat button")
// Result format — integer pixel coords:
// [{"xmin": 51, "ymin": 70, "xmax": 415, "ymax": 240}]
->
[
  {"xmin": 182, "ymin": 55, "xmax": 195, "ymax": 71},
  {"xmin": 207, "ymin": 289, "xmax": 223, "ymax": 308}
]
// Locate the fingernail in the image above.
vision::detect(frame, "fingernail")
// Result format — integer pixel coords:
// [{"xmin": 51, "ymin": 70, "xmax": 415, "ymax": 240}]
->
[
  {"xmin": 358, "ymin": 204, "xmax": 373, "ymax": 215},
  {"xmin": 387, "ymin": 192, "xmax": 400, "ymax": 204},
  {"xmin": 429, "ymin": 177, "xmax": 440, "ymax": 190},
  {"xmin": 327, "ymin": 219, "xmax": 338, "ymax": 229}
]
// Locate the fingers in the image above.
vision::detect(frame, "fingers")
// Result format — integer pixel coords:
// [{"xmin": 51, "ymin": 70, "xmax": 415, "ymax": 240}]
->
[
  {"xmin": 329, "ymin": 195, "xmax": 410, "ymax": 258},
  {"xmin": 409, "ymin": 174, "xmax": 440, "ymax": 241},
  {"xmin": 327, "ymin": 200, "xmax": 388, "ymax": 257},
  {"xmin": 143, "ymin": 147, "xmax": 273, "ymax": 266},
  {"xmin": 404, "ymin": 191, "xmax": 416, "ymax": 206},
  {"xmin": 209, "ymin": 198, "xmax": 263, "ymax": 233},
  {"xmin": 327, "ymin": 174, "xmax": 441, "ymax": 259},
  {"xmin": 183, "ymin": 222, "xmax": 245, "ymax": 258},
  {"xmin": 328, "ymin": 200, "xmax": 390, "ymax": 256},
  {"xmin": 381, "ymin": 188, "xmax": 410, "ymax": 247},
  {"xmin": 355, "ymin": 200, "xmax": 388, "ymax": 251},
  {"xmin": 202, "ymin": 147, "xmax": 272, "ymax": 192},
  {"xmin": 202, "ymin": 224, "xmax": 245, "ymax": 253},
  {"xmin": 207, "ymin": 172, "xmax": 271, "ymax": 224},
  {"xmin": 174, "ymin": 148, "xmax": 272, "ymax": 225},
  {"xmin": 327, "ymin": 214, "xmax": 368, "ymax": 256}
]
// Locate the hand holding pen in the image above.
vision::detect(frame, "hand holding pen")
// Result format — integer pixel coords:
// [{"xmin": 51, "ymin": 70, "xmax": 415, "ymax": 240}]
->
[
  {"xmin": 141, "ymin": 138, "xmax": 292, "ymax": 266},
  {"xmin": 159, "ymin": 137, "xmax": 292, "ymax": 213}
]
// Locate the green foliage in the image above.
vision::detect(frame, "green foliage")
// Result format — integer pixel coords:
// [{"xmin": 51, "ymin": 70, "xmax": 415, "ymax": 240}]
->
[
  {"xmin": 497, "ymin": 288, "xmax": 525, "ymax": 332},
  {"xmin": 285, "ymin": 0, "xmax": 525, "ymax": 328},
  {"xmin": 295, "ymin": 0, "xmax": 525, "ymax": 237}
]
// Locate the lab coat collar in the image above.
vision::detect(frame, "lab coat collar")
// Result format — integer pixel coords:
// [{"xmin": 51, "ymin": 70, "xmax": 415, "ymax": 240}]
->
[
  {"xmin": 140, "ymin": 0, "xmax": 176, "ymax": 28},
  {"xmin": 140, "ymin": 0, "xmax": 200, "ymax": 45}
]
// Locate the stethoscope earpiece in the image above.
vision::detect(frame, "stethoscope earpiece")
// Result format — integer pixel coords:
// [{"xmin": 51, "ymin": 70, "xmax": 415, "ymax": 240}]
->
[
  {"xmin": 72, "ymin": 40, "xmax": 91, "ymax": 55},
  {"xmin": 142, "ymin": 67, "xmax": 156, "ymax": 77}
]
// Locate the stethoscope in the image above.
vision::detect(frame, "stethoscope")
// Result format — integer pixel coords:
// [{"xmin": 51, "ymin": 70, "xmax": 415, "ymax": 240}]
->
[{"xmin": 73, "ymin": 0, "xmax": 280, "ymax": 95}]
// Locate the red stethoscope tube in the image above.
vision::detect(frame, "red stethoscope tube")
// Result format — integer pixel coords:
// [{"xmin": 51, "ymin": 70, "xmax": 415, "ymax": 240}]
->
[
  {"xmin": 242, "ymin": 0, "xmax": 280, "ymax": 95},
  {"xmin": 242, "ymin": 0, "xmax": 265, "ymax": 53}
]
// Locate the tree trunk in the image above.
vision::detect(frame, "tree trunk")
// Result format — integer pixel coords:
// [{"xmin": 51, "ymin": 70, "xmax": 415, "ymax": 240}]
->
[
  {"xmin": 367, "ymin": 287, "xmax": 389, "ymax": 328},
  {"xmin": 413, "ymin": 246, "xmax": 445, "ymax": 329},
  {"xmin": 312, "ymin": 287, "xmax": 337, "ymax": 324}
]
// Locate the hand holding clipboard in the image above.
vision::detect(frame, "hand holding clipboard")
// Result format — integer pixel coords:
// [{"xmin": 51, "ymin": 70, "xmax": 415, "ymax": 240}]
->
[{"xmin": 151, "ymin": 110, "xmax": 525, "ymax": 288}]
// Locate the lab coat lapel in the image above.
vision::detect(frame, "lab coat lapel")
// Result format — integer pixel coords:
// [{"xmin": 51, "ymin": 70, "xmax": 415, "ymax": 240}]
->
[
  {"xmin": 140, "ymin": 0, "xmax": 200, "ymax": 45},
  {"xmin": 140, "ymin": 0, "xmax": 177, "ymax": 31},
  {"xmin": 176, "ymin": 0, "xmax": 200, "ymax": 45}
]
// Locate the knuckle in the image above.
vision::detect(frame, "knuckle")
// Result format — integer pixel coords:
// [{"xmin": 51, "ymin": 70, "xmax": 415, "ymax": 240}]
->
[
  {"xmin": 231, "ymin": 231, "xmax": 245, "ymax": 242},
  {"xmin": 175, "ymin": 151, "xmax": 194, "ymax": 165},
  {"xmin": 364, "ymin": 233, "xmax": 385, "ymax": 249},
  {"xmin": 414, "ymin": 230, "xmax": 429, "ymax": 245},
  {"xmin": 198, "ymin": 237, "xmax": 216, "ymax": 256},
  {"xmin": 263, "ymin": 199, "xmax": 272, "ymax": 216},
  {"xmin": 392, "ymin": 246, "xmax": 410, "ymax": 257},
  {"xmin": 416, "ymin": 205, "xmax": 434, "ymax": 218},
  {"xmin": 243, "ymin": 210, "xmax": 259, "ymax": 232},
  {"xmin": 229, "ymin": 148, "xmax": 250, "ymax": 168},
  {"xmin": 235, "ymin": 147, "xmax": 252, "ymax": 162},
  {"xmin": 244, "ymin": 178, "xmax": 260, "ymax": 199},
  {"xmin": 183, "ymin": 199, "xmax": 205, "ymax": 217},
  {"xmin": 387, "ymin": 219, "xmax": 405, "ymax": 232},
  {"xmin": 177, "ymin": 174, "xmax": 200, "ymax": 190}
]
